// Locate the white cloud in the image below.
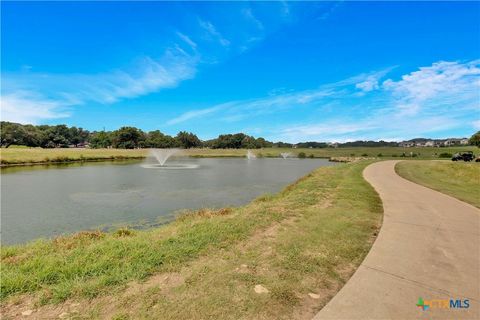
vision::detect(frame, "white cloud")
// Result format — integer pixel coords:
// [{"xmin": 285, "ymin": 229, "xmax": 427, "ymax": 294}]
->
[
  {"xmin": 167, "ymin": 60, "xmax": 479, "ymax": 142},
  {"xmin": 167, "ymin": 87, "xmax": 337, "ymax": 125},
  {"xmin": 198, "ymin": 19, "xmax": 230, "ymax": 47},
  {"xmin": 242, "ymin": 8, "xmax": 264, "ymax": 30},
  {"xmin": 167, "ymin": 104, "xmax": 226, "ymax": 125},
  {"xmin": 176, "ymin": 32, "xmax": 197, "ymax": 49},
  {"xmin": 167, "ymin": 68, "xmax": 393, "ymax": 125},
  {"xmin": 355, "ymin": 67, "xmax": 394, "ymax": 93},
  {"xmin": 383, "ymin": 60, "xmax": 480, "ymax": 115},
  {"xmin": 356, "ymin": 76, "xmax": 380, "ymax": 92},
  {"xmin": 280, "ymin": 122, "xmax": 378, "ymax": 141},
  {"xmin": 1, "ymin": 91, "xmax": 70, "ymax": 124},
  {"xmin": 1, "ymin": 47, "xmax": 198, "ymax": 124}
]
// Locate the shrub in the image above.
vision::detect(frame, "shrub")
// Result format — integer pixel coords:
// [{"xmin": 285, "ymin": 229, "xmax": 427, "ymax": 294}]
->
[
  {"xmin": 439, "ymin": 152, "xmax": 452, "ymax": 158},
  {"xmin": 298, "ymin": 152, "xmax": 306, "ymax": 159},
  {"xmin": 361, "ymin": 153, "xmax": 368, "ymax": 157},
  {"xmin": 377, "ymin": 153, "xmax": 383, "ymax": 157},
  {"xmin": 350, "ymin": 153, "xmax": 355, "ymax": 156},
  {"xmin": 308, "ymin": 154, "xmax": 314, "ymax": 158},
  {"xmin": 115, "ymin": 228, "xmax": 134, "ymax": 237}
]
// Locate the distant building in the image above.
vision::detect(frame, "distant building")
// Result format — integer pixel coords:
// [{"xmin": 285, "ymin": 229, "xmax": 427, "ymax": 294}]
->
[
  {"xmin": 399, "ymin": 141, "xmax": 415, "ymax": 147},
  {"xmin": 443, "ymin": 138, "xmax": 465, "ymax": 146},
  {"xmin": 400, "ymin": 137, "xmax": 469, "ymax": 148}
]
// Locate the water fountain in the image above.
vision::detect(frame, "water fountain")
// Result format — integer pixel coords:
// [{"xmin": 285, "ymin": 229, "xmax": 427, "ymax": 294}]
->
[
  {"xmin": 151, "ymin": 148, "xmax": 179, "ymax": 166},
  {"xmin": 246, "ymin": 150, "xmax": 256, "ymax": 159},
  {"xmin": 280, "ymin": 152, "xmax": 292, "ymax": 159},
  {"xmin": 142, "ymin": 149, "xmax": 198, "ymax": 169}
]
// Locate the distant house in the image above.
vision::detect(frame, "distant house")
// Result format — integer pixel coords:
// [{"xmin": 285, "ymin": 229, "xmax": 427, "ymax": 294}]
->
[
  {"xmin": 424, "ymin": 140, "xmax": 435, "ymax": 147},
  {"xmin": 399, "ymin": 141, "xmax": 415, "ymax": 147},
  {"xmin": 443, "ymin": 138, "xmax": 465, "ymax": 146},
  {"xmin": 415, "ymin": 141, "xmax": 426, "ymax": 147}
]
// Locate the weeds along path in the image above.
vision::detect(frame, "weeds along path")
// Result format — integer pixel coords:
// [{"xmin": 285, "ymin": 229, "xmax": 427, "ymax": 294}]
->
[
  {"xmin": 1, "ymin": 161, "xmax": 382, "ymax": 320},
  {"xmin": 315, "ymin": 160, "xmax": 480, "ymax": 320}
]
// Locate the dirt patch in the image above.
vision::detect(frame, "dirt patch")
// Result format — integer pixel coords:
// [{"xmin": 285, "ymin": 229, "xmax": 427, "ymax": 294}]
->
[
  {"xmin": 0, "ymin": 272, "xmax": 185, "ymax": 320},
  {"xmin": 124, "ymin": 272, "xmax": 185, "ymax": 296}
]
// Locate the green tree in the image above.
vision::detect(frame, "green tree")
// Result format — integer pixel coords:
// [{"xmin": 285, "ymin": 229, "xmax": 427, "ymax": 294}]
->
[
  {"xmin": 89, "ymin": 131, "xmax": 112, "ymax": 148},
  {"xmin": 0, "ymin": 122, "xmax": 25, "ymax": 148},
  {"xmin": 145, "ymin": 130, "xmax": 179, "ymax": 148},
  {"xmin": 69, "ymin": 127, "xmax": 89, "ymax": 147},
  {"xmin": 469, "ymin": 131, "xmax": 480, "ymax": 147},
  {"xmin": 112, "ymin": 127, "xmax": 145, "ymax": 149},
  {"xmin": 176, "ymin": 131, "xmax": 201, "ymax": 148}
]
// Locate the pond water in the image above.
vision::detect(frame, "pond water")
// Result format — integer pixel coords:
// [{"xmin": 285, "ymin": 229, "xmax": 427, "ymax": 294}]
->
[{"xmin": 1, "ymin": 158, "xmax": 336, "ymax": 245}]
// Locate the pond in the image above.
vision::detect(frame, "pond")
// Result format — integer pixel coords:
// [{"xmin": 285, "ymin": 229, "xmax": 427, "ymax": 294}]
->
[{"xmin": 1, "ymin": 158, "xmax": 336, "ymax": 245}]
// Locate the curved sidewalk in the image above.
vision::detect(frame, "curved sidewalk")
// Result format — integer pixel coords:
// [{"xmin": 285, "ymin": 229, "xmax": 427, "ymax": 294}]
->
[{"xmin": 314, "ymin": 160, "xmax": 479, "ymax": 319}]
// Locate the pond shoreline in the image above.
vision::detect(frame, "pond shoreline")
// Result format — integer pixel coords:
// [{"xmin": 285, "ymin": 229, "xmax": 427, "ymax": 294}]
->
[
  {"xmin": 0, "ymin": 155, "xmax": 341, "ymax": 168},
  {"xmin": 1, "ymin": 161, "xmax": 383, "ymax": 320},
  {"xmin": 2, "ymin": 158, "xmax": 336, "ymax": 245},
  {"xmin": 0, "ymin": 156, "xmax": 147, "ymax": 168},
  {"xmin": 0, "ymin": 146, "xmax": 473, "ymax": 167}
]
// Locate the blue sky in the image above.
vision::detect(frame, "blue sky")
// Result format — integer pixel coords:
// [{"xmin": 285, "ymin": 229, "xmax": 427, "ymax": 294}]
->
[{"xmin": 1, "ymin": 1, "xmax": 479, "ymax": 142}]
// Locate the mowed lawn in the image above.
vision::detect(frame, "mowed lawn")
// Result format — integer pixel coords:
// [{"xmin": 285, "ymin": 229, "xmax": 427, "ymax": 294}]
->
[
  {"xmin": 0, "ymin": 148, "xmax": 148, "ymax": 165},
  {"xmin": 1, "ymin": 146, "xmax": 475, "ymax": 165},
  {"xmin": 1, "ymin": 161, "xmax": 382, "ymax": 319},
  {"xmin": 395, "ymin": 160, "xmax": 480, "ymax": 208}
]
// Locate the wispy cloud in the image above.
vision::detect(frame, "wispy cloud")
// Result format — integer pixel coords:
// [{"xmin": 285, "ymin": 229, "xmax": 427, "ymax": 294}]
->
[
  {"xmin": 277, "ymin": 60, "xmax": 480, "ymax": 142},
  {"xmin": 0, "ymin": 91, "xmax": 70, "ymax": 124},
  {"xmin": 198, "ymin": 19, "xmax": 230, "ymax": 47},
  {"xmin": 167, "ymin": 68, "xmax": 392, "ymax": 125},
  {"xmin": 280, "ymin": 122, "xmax": 379, "ymax": 141},
  {"xmin": 383, "ymin": 60, "xmax": 480, "ymax": 115},
  {"xmin": 242, "ymin": 8, "xmax": 264, "ymax": 30},
  {"xmin": 1, "ymin": 47, "xmax": 198, "ymax": 124},
  {"xmin": 176, "ymin": 32, "xmax": 198, "ymax": 50},
  {"xmin": 167, "ymin": 104, "xmax": 226, "ymax": 125},
  {"xmin": 275, "ymin": 115, "xmax": 463, "ymax": 143},
  {"xmin": 167, "ymin": 60, "xmax": 479, "ymax": 142}
]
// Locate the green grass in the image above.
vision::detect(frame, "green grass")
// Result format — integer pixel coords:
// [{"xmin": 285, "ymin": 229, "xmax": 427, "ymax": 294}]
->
[
  {"xmin": 0, "ymin": 148, "xmax": 147, "ymax": 165},
  {"xmin": 0, "ymin": 146, "xmax": 475, "ymax": 166},
  {"xmin": 395, "ymin": 160, "xmax": 480, "ymax": 208},
  {"xmin": 1, "ymin": 161, "xmax": 382, "ymax": 319}
]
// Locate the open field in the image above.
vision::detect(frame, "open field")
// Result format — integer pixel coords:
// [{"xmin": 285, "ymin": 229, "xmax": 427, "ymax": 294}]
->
[
  {"xmin": 0, "ymin": 146, "xmax": 475, "ymax": 166},
  {"xmin": 0, "ymin": 148, "xmax": 147, "ymax": 166},
  {"xmin": 395, "ymin": 160, "xmax": 480, "ymax": 208},
  {"xmin": 1, "ymin": 161, "xmax": 382, "ymax": 319}
]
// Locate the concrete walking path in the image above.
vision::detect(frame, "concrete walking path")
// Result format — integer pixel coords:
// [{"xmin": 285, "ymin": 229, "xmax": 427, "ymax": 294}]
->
[{"xmin": 314, "ymin": 160, "xmax": 479, "ymax": 319}]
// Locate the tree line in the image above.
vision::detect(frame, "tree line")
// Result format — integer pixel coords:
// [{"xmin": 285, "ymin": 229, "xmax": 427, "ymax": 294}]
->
[
  {"xmin": 0, "ymin": 122, "xmax": 274, "ymax": 149},
  {"xmin": 2, "ymin": 122, "xmax": 478, "ymax": 149}
]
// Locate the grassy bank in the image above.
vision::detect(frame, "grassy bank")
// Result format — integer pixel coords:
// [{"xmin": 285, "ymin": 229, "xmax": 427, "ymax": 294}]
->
[
  {"xmin": 395, "ymin": 160, "xmax": 480, "ymax": 208},
  {"xmin": 1, "ymin": 146, "xmax": 475, "ymax": 166},
  {"xmin": 0, "ymin": 148, "xmax": 147, "ymax": 166},
  {"xmin": 1, "ymin": 161, "xmax": 382, "ymax": 319}
]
